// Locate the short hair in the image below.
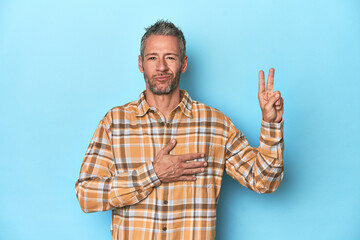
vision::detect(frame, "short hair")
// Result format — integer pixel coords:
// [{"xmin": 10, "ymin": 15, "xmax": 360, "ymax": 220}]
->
[{"xmin": 140, "ymin": 20, "xmax": 186, "ymax": 60}]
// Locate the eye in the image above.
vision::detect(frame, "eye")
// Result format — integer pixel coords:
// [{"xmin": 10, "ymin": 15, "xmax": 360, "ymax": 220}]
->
[
  {"xmin": 167, "ymin": 56, "xmax": 176, "ymax": 60},
  {"xmin": 147, "ymin": 56, "xmax": 156, "ymax": 60}
]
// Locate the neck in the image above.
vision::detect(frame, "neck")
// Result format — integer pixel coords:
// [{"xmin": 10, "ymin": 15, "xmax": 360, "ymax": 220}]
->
[{"xmin": 145, "ymin": 87, "xmax": 181, "ymax": 120}]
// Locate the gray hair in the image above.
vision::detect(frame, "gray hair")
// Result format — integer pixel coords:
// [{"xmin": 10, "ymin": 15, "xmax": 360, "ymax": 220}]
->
[{"xmin": 140, "ymin": 20, "xmax": 186, "ymax": 60}]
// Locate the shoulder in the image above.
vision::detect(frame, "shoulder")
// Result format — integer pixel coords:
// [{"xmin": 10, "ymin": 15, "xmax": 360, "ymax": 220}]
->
[
  {"xmin": 101, "ymin": 100, "xmax": 138, "ymax": 125},
  {"xmin": 191, "ymin": 100, "xmax": 232, "ymax": 126}
]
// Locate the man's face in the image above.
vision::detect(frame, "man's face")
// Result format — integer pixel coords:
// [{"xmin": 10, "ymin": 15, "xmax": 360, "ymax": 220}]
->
[{"xmin": 138, "ymin": 35, "xmax": 188, "ymax": 95}]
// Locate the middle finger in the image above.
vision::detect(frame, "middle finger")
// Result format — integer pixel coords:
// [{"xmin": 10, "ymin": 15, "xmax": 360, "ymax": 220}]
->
[{"xmin": 183, "ymin": 161, "xmax": 207, "ymax": 169}]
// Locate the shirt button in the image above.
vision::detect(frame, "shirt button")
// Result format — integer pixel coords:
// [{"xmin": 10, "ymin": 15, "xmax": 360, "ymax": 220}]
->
[
  {"xmin": 163, "ymin": 200, "xmax": 168, "ymax": 204},
  {"xmin": 162, "ymin": 227, "xmax": 167, "ymax": 231}
]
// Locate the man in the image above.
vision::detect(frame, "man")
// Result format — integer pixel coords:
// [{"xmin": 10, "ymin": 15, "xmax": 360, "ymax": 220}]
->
[{"xmin": 75, "ymin": 20, "xmax": 284, "ymax": 240}]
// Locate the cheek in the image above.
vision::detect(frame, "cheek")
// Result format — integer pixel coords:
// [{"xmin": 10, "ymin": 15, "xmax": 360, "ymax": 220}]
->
[
  {"xmin": 169, "ymin": 64, "xmax": 181, "ymax": 74},
  {"xmin": 142, "ymin": 65, "xmax": 154, "ymax": 76}
]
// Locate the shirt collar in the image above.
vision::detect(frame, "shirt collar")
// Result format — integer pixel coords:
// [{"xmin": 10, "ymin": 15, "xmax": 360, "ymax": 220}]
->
[{"xmin": 136, "ymin": 90, "xmax": 193, "ymax": 118}]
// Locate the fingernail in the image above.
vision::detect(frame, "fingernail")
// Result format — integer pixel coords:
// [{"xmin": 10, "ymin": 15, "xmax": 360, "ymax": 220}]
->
[
  {"xmin": 201, "ymin": 168, "xmax": 204, "ymax": 172},
  {"xmin": 193, "ymin": 177, "xmax": 197, "ymax": 181},
  {"xmin": 171, "ymin": 139, "xmax": 176, "ymax": 143},
  {"xmin": 201, "ymin": 154, "xmax": 204, "ymax": 157},
  {"xmin": 204, "ymin": 162, "xmax": 207, "ymax": 166}
]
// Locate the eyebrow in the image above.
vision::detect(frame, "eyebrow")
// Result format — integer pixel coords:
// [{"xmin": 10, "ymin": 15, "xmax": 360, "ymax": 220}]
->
[{"xmin": 145, "ymin": 53, "xmax": 179, "ymax": 57}]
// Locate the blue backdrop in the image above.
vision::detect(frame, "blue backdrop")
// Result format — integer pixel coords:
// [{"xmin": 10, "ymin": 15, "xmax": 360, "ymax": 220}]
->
[{"xmin": 1, "ymin": 0, "xmax": 359, "ymax": 239}]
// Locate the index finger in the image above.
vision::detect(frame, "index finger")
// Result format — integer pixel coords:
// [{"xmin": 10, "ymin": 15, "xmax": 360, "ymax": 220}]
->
[
  {"xmin": 178, "ymin": 153, "xmax": 205, "ymax": 162},
  {"xmin": 266, "ymin": 68, "xmax": 275, "ymax": 92},
  {"xmin": 258, "ymin": 70, "xmax": 265, "ymax": 95}
]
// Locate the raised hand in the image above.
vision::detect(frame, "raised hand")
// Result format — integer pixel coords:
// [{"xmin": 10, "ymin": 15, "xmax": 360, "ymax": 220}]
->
[
  {"xmin": 153, "ymin": 139, "xmax": 207, "ymax": 182},
  {"xmin": 258, "ymin": 68, "xmax": 284, "ymax": 123}
]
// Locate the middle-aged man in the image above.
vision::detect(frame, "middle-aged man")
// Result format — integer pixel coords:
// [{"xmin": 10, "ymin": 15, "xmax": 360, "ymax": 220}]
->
[{"xmin": 75, "ymin": 20, "xmax": 284, "ymax": 240}]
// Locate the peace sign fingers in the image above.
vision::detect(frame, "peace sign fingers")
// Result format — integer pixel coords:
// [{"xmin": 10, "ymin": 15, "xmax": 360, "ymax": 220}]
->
[
  {"xmin": 258, "ymin": 70, "xmax": 266, "ymax": 96},
  {"xmin": 266, "ymin": 68, "xmax": 275, "ymax": 93},
  {"xmin": 257, "ymin": 67, "xmax": 283, "ymax": 123}
]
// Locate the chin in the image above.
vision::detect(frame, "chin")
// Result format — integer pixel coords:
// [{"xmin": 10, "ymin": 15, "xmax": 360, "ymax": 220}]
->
[
  {"xmin": 150, "ymin": 88, "xmax": 172, "ymax": 95},
  {"xmin": 146, "ymin": 77, "xmax": 180, "ymax": 95}
]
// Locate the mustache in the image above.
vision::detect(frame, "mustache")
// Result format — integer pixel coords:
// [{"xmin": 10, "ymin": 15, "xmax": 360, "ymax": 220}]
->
[{"xmin": 153, "ymin": 73, "xmax": 173, "ymax": 77}]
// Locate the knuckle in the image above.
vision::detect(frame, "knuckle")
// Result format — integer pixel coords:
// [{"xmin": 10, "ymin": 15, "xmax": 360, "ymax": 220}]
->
[
  {"xmin": 198, "ymin": 161, "xmax": 205, "ymax": 167},
  {"xmin": 193, "ymin": 163, "xmax": 200, "ymax": 168},
  {"xmin": 178, "ymin": 162, "xmax": 184, "ymax": 168},
  {"xmin": 188, "ymin": 163, "xmax": 197, "ymax": 168},
  {"xmin": 188, "ymin": 153, "xmax": 195, "ymax": 158},
  {"xmin": 184, "ymin": 177, "xmax": 192, "ymax": 181}
]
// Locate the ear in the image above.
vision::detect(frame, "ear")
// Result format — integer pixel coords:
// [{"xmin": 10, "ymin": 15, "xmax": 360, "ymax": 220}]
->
[
  {"xmin": 138, "ymin": 55, "xmax": 144, "ymax": 73},
  {"xmin": 181, "ymin": 55, "xmax": 188, "ymax": 73}
]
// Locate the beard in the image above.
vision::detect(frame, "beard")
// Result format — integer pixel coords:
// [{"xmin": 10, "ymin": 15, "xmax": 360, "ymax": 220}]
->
[{"xmin": 144, "ymin": 68, "xmax": 182, "ymax": 95}]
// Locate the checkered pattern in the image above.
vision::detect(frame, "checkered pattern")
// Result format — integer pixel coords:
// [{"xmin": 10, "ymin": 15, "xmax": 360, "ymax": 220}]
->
[{"xmin": 75, "ymin": 90, "xmax": 284, "ymax": 240}]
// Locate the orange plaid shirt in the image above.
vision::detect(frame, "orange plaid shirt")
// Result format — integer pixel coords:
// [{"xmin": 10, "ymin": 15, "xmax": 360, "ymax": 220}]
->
[{"xmin": 75, "ymin": 90, "xmax": 284, "ymax": 240}]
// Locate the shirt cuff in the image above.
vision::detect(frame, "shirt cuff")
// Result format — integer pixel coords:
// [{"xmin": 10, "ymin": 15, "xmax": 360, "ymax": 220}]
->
[
  {"xmin": 259, "ymin": 119, "xmax": 284, "ymax": 159},
  {"xmin": 261, "ymin": 119, "xmax": 283, "ymax": 139},
  {"xmin": 137, "ymin": 162, "xmax": 162, "ymax": 189},
  {"xmin": 261, "ymin": 119, "xmax": 284, "ymax": 129}
]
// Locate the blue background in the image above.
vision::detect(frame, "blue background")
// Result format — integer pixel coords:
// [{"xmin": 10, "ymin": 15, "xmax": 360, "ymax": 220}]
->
[{"xmin": 1, "ymin": 0, "xmax": 359, "ymax": 239}]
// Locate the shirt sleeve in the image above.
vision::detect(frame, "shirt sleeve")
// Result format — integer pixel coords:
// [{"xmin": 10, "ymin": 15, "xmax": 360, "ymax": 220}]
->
[
  {"xmin": 225, "ymin": 119, "xmax": 284, "ymax": 193},
  {"xmin": 75, "ymin": 119, "xmax": 162, "ymax": 213}
]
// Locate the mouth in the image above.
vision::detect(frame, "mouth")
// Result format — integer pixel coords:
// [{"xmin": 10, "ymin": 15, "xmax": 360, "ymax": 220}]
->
[{"xmin": 154, "ymin": 74, "xmax": 171, "ymax": 82}]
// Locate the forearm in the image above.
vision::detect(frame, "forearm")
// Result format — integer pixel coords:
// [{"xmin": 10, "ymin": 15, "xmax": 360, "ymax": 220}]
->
[
  {"xmin": 226, "ymin": 151, "xmax": 283, "ymax": 193},
  {"xmin": 75, "ymin": 162, "xmax": 161, "ymax": 213},
  {"xmin": 225, "ymin": 120, "xmax": 284, "ymax": 193}
]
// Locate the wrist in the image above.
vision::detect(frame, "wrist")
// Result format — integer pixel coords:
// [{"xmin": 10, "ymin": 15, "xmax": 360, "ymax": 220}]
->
[{"xmin": 262, "ymin": 118, "xmax": 282, "ymax": 123}]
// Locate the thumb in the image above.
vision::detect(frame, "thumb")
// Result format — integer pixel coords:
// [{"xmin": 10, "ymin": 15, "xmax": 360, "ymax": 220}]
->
[
  {"xmin": 266, "ymin": 92, "xmax": 281, "ymax": 109},
  {"xmin": 162, "ymin": 139, "xmax": 177, "ymax": 154}
]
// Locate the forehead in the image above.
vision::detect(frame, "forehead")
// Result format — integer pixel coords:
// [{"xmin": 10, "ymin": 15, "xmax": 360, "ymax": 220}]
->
[{"xmin": 143, "ymin": 35, "xmax": 180, "ymax": 54}]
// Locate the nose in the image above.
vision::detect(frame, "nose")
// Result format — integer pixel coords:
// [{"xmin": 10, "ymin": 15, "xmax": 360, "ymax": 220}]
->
[{"xmin": 156, "ymin": 58, "xmax": 169, "ymax": 72}]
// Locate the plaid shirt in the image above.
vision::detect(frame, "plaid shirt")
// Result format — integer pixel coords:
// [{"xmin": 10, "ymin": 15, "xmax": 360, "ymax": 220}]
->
[{"xmin": 75, "ymin": 90, "xmax": 284, "ymax": 240}]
